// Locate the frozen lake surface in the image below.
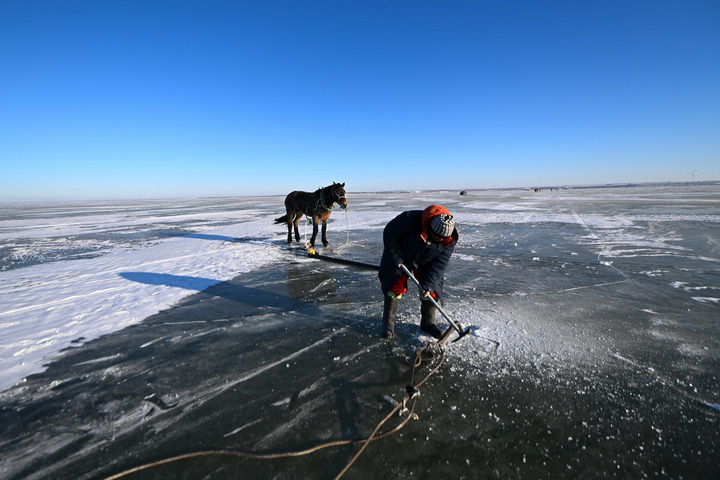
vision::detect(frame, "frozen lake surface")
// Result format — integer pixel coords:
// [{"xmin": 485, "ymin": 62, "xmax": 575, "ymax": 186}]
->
[{"xmin": 1, "ymin": 185, "xmax": 719, "ymax": 479}]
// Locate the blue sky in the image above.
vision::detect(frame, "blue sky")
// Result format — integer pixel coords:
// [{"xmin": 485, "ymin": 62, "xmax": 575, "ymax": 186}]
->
[{"xmin": 1, "ymin": 0, "xmax": 718, "ymax": 201}]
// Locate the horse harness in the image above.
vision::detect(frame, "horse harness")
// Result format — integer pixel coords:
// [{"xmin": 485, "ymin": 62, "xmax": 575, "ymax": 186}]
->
[{"xmin": 311, "ymin": 185, "xmax": 345, "ymax": 215}]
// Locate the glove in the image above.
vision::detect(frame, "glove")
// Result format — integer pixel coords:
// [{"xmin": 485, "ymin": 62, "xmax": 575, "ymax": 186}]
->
[{"xmin": 420, "ymin": 289, "xmax": 438, "ymax": 301}]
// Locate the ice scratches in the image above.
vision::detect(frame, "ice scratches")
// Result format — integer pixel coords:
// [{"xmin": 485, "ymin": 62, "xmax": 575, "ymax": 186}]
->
[
  {"xmin": 140, "ymin": 336, "xmax": 166, "ymax": 348},
  {"xmin": 671, "ymin": 281, "xmax": 720, "ymax": 304},
  {"xmin": 144, "ymin": 392, "xmax": 179, "ymax": 410},
  {"xmin": 270, "ymin": 377, "xmax": 326, "ymax": 409},
  {"xmin": 107, "ymin": 398, "xmax": 160, "ymax": 431},
  {"xmin": 156, "ymin": 328, "xmax": 347, "ymax": 434},
  {"xmin": 223, "ymin": 418, "xmax": 263, "ymax": 438},
  {"xmin": 332, "ymin": 341, "xmax": 384, "ymax": 364},
  {"xmin": 309, "ymin": 278, "xmax": 335, "ymax": 294},
  {"xmin": 609, "ymin": 353, "xmax": 649, "ymax": 371},
  {"xmin": 257, "ymin": 386, "xmax": 332, "ymax": 450},
  {"xmin": 12, "ymin": 431, "xmax": 86, "ymax": 473},
  {"xmin": 571, "ymin": 211, "xmax": 612, "ymax": 261},
  {"xmin": 691, "ymin": 297, "xmax": 720, "ymax": 304},
  {"xmin": 610, "ymin": 352, "xmax": 719, "ymax": 414},
  {"xmin": 71, "ymin": 353, "xmax": 124, "ymax": 366},
  {"xmin": 271, "ymin": 397, "xmax": 291, "ymax": 407},
  {"xmin": 557, "ymin": 278, "xmax": 628, "ymax": 294},
  {"xmin": 47, "ymin": 376, "xmax": 86, "ymax": 392},
  {"xmin": 570, "ymin": 209, "xmax": 695, "ymax": 264}
]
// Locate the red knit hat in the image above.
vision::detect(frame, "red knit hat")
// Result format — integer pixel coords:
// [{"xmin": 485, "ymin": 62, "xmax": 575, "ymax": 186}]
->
[{"xmin": 421, "ymin": 205, "xmax": 455, "ymax": 245}]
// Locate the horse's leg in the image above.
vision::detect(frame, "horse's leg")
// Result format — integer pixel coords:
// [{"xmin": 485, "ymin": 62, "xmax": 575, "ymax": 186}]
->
[
  {"xmin": 286, "ymin": 217, "xmax": 293, "ymax": 244},
  {"xmin": 284, "ymin": 207, "xmax": 294, "ymax": 244},
  {"xmin": 321, "ymin": 218, "xmax": 329, "ymax": 247},
  {"xmin": 293, "ymin": 213, "xmax": 302, "ymax": 243},
  {"xmin": 283, "ymin": 196, "xmax": 294, "ymax": 245},
  {"xmin": 310, "ymin": 216, "xmax": 319, "ymax": 247}
]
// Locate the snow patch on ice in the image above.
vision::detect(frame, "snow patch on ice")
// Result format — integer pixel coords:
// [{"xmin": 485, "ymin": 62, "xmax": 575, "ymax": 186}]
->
[{"xmin": 0, "ymin": 219, "xmax": 281, "ymax": 391}]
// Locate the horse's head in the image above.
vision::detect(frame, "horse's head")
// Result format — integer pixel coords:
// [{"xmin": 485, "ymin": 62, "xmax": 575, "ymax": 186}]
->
[{"xmin": 329, "ymin": 182, "xmax": 347, "ymax": 209}]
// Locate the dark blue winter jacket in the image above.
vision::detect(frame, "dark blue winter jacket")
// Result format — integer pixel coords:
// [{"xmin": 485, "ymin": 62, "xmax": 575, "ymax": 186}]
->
[{"xmin": 378, "ymin": 210, "xmax": 458, "ymax": 300}]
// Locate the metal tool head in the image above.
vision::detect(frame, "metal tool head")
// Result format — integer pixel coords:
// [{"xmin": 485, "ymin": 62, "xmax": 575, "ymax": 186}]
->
[{"xmin": 451, "ymin": 326, "xmax": 472, "ymax": 342}]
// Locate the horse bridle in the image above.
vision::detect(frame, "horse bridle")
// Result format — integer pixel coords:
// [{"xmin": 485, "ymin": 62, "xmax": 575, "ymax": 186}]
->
[
  {"xmin": 331, "ymin": 185, "xmax": 346, "ymax": 204},
  {"xmin": 316, "ymin": 185, "xmax": 344, "ymax": 211}
]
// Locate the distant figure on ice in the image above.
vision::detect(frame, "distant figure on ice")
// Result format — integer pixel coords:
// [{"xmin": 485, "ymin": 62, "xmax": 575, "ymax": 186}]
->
[{"xmin": 378, "ymin": 205, "xmax": 458, "ymax": 339}]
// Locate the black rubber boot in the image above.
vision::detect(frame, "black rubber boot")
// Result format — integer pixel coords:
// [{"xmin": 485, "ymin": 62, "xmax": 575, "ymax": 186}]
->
[
  {"xmin": 381, "ymin": 294, "xmax": 399, "ymax": 339},
  {"xmin": 420, "ymin": 300, "xmax": 444, "ymax": 339}
]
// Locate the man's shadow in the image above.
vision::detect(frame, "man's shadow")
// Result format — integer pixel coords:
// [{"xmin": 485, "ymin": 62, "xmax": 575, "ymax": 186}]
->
[
  {"xmin": 3, "ymin": 262, "xmax": 425, "ymax": 480},
  {"xmin": 118, "ymin": 271, "xmax": 298, "ymax": 312},
  {"xmin": 119, "ymin": 272, "xmax": 218, "ymax": 291}
]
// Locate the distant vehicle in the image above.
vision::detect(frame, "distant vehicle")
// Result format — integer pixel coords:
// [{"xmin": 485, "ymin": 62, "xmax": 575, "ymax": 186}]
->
[{"xmin": 459, "ymin": 190, "xmax": 468, "ymax": 195}]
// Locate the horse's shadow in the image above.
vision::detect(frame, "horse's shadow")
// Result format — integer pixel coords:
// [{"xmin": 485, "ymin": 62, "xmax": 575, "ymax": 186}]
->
[
  {"xmin": 183, "ymin": 233, "xmax": 242, "ymax": 242},
  {"xmin": 159, "ymin": 233, "xmax": 273, "ymax": 244},
  {"xmin": 185, "ymin": 234, "xmax": 285, "ymax": 245}
]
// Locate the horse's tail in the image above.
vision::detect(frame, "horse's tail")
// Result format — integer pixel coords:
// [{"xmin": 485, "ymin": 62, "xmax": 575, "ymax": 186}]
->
[{"xmin": 275, "ymin": 214, "xmax": 288, "ymax": 224}]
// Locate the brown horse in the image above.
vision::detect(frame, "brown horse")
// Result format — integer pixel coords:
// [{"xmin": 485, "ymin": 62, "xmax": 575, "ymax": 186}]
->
[{"xmin": 275, "ymin": 182, "xmax": 347, "ymax": 248}]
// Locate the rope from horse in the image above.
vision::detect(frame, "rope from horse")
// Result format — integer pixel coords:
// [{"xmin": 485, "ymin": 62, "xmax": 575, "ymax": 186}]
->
[
  {"xmin": 344, "ymin": 206, "xmax": 350, "ymax": 246},
  {"xmin": 103, "ymin": 340, "xmax": 447, "ymax": 480},
  {"xmin": 303, "ymin": 214, "xmax": 308, "ymax": 244}
]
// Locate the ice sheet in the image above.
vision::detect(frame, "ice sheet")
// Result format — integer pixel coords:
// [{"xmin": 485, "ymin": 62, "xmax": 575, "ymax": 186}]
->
[{"xmin": 1, "ymin": 184, "xmax": 719, "ymax": 479}]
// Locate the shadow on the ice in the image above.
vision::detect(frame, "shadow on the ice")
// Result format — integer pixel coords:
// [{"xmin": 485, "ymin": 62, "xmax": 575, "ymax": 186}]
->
[
  {"xmin": 183, "ymin": 233, "xmax": 279, "ymax": 244},
  {"xmin": 185, "ymin": 233, "xmax": 242, "ymax": 242},
  {"xmin": 119, "ymin": 271, "xmax": 300, "ymax": 310},
  {"xmin": 156, "ymin": 231, "xmax": 288, "ymax": 245},
  {"xmin": 1, "ymin": 265, "xmax": 441, "ymax": 479}
]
